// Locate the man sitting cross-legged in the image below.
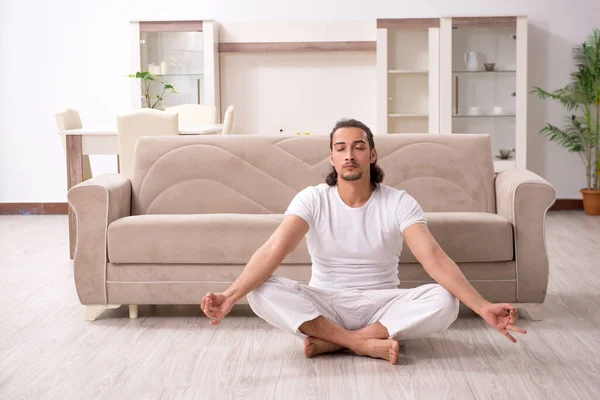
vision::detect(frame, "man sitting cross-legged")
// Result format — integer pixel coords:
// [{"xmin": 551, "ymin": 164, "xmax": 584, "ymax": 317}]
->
[{"xmin": 201, "ymin": 119, "xmax": 526, "ymax": 364}]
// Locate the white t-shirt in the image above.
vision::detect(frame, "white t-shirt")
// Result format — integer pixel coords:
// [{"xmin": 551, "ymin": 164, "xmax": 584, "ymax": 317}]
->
[{"xmin": 285, "ymin": 183, "xmax": 427, "ymax": 290}]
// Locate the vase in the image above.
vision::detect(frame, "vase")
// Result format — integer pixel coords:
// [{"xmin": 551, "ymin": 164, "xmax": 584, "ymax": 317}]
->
[
  {"xmin": 464, "ymin": 50, "xmax": 480, "ymax": 71},
  {"xmin": 581, "ymin": 189, "xmax": 600, "ymax": 215}
]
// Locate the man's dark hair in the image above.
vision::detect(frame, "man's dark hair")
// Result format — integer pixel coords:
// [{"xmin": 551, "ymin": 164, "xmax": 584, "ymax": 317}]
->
[{"xmin": 326, "ymin": 118, "xmax": 384, "ymax": 186}]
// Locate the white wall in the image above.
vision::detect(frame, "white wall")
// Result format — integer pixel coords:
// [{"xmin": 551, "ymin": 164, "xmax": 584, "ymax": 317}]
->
[
  {"xmin": 219, "ymin": 21, "xmax": 376, "ymax": 135},
  {"xmin": 1, "ymin": 0, "xmax": 599, "ymax": 202},
  {"xmin": 220, "ymin": 51, "xmax": 377, "ymax": 135}
]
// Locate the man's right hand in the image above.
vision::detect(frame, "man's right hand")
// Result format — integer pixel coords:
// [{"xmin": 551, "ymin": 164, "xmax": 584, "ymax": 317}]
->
[
  {"xmin": 201, "ymin": 292, "xmax": 235, "ymax": 326},
  {"xmin": 198, "ymin": 215, "xmax": 307, "ymax": 326}
]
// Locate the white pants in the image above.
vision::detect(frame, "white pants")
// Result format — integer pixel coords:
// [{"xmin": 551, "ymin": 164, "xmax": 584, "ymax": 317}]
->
[{"xmin": 247, "ymin": 276, "xmax": 460, "ymax": 341}]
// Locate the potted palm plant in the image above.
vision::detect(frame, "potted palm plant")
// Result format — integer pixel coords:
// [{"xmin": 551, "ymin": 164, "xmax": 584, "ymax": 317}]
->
[
  {"xmin": 532, "ymin": 29, "xmax": 600, "ymax": 215},
  {"xmin": 128, "ymin": 71, "xmax": 178, "ymax": 110}
]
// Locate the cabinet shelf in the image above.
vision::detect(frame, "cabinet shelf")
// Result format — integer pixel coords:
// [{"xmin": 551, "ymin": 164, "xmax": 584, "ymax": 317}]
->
[
  {"xmin": 388, "ymin": 69, "xmax": 429, "ymax": 74},
  {"xmin": 453, "ymin": 113, "xmax": 515, "ymax": 118},
  {"xmin": 453, "ymin": 70, "xmax": 516, "ymax": 74},
  {"xmin": 494, "ymin": 160, "xmax": 516, "ymax": 171},
  {"xmin": 153, "ymin": 73, "xmax": 204, "ymax": 77},
  {"xmin": 388, "ymin": 113, "xmax": 429, "ymax": 118}
]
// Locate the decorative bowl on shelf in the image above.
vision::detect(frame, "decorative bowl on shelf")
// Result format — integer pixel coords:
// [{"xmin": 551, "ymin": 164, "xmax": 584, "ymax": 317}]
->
[
  {"xmin": 495, "ymin": 148, "xmax": 514, "ymax": 160},
  {"xmin": 484, "ymin": 63, "xmax": 496, "ymax": 71}
]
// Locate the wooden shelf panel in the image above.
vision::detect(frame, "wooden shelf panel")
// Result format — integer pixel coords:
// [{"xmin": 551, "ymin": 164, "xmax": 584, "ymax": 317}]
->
[
  {"xmin": 452, "ymin": 17, "xmax": 517, "ymax": 28},
  {"xmin": 377, "ymin": 18, "xmax": 440, "ymax": 29},
  {"xmin": 139, "ymin": 21, "xmax": 203, "ymax": 32},
  {"xmin": 218, "ymin": 41, "xmax": 376, "ymax": 53}
]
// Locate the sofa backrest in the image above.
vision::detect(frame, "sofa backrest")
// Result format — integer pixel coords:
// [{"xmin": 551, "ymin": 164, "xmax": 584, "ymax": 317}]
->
[{"xmin": 131, "ymin": 134, "xmax": 496, "ymax": 215}]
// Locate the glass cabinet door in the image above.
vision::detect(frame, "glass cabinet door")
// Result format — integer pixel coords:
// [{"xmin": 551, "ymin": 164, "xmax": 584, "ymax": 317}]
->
[
  {"xmin": 450, "ymin": 19, "xmax": 517, "ymax": 164},
  {"xmin": 139, "ymin": 27, "xmax": 204, "ymax": 107}
]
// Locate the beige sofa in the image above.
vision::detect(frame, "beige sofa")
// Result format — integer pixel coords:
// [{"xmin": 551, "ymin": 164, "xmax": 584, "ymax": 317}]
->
[{"xmin": 68, "ymin": 134, "xmax": 556, "ymax": 322}]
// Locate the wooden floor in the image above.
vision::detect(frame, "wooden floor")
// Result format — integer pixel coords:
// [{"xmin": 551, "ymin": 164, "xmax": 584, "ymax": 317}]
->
[{"xmin": 0, "ymin": 212, "xmax": 599, "ymax": 399}]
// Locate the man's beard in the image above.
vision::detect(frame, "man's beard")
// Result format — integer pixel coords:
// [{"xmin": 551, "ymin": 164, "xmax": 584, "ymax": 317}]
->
[{"xmin": 340, "ymin": 169, "xmax": 362, "ymax": 181}]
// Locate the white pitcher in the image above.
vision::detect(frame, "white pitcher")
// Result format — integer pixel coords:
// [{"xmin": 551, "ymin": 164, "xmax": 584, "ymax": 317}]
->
[{"xmin": 464, "ymin": 50, "xmax": 480, "ymax": 71}]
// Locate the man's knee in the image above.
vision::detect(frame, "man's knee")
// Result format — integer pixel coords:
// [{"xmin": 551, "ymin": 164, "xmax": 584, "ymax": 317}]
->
[
  {"xmin": 246, "ymin": 278, "xmax": 272, "ymax": 312},
  {"xmin": 246, "ymin": 276, "xmax": 294, "ymax": 313},
  {"xmin": 433, "ymin": 285, "xmax": 460, "ymax": 331},
  {"xmin": 246, "ymin": 289, "xmax": 259, "ymax": 310}
]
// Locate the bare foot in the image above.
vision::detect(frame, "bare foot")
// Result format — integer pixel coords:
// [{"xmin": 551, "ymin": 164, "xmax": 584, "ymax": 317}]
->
[
  {"xmin": 353, "ymin": 339, "xmax": 400, "ymax": 365},
  {"xmin": 304, "ymin": 336, "xmax": 344, "ymax": 358}
]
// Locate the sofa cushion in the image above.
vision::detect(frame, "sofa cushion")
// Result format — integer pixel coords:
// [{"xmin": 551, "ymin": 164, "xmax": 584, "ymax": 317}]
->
[
  {"xmin": 108, "ymin": 212, "xmax": 513, "ymax": 265},
  {"xmin": 400, "ymin": 212, "xmax": 513, "ymax": 263},
  {"xmin": 108, "ymin": 214, "xmax": 309, "ymax": 264},
  {"xmin": 131, "ymin": 134, "xmax": 496, "ymax": 215}
]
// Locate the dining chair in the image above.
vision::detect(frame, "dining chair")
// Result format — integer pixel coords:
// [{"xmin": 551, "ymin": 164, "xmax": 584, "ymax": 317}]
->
[
  {"xmin": 116, "ymin": 109, "xmax": 178, "ymax": 178},
  {"xmin": 55, "ymin": 108, "xmax": 93, "ymax": 181},
  {"xmin": 165, "ymin": 104, "xmax": 217, "ymax": 126},
  {"xmin": 222, "ymin": 105, "xmax": 235, "ymax": 135}
]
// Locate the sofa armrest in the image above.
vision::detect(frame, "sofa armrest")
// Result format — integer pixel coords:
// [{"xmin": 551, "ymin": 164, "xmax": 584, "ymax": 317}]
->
[
  {"xmin": 495, "ymin": 168, "xmax": 556, "ymax": 303},
  {"xmin": 67, "ymin": 174, "xmax": 132, "ymax": 304}
]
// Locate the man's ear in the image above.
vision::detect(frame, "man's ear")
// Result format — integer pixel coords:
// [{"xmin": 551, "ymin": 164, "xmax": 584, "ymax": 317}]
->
[{"xmin": 371, "ymin": 149, "xmax": 377, "ymax": 163}]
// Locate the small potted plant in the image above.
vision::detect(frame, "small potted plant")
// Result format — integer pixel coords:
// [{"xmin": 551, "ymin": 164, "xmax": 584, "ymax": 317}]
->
[
  {"xmin": 532, "ymin": 29, "xmax": 600, "ymax": 215},
  {"xmin": 128, "ymin": 71, "xmax": 178, "ymax": 110}
]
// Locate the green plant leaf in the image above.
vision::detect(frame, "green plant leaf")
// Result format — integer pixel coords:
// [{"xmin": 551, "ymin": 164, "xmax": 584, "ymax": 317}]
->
[
  {"xmin": 539, "ymin": 123, "xmax": 583, "ymax": 153},
  {"xmin": 531, "ymin": 86, "xmax": 580, "ymax": 111},
  {"xmin": 129, "ymin": 71, "xmax": 179, "ymax": 109}
]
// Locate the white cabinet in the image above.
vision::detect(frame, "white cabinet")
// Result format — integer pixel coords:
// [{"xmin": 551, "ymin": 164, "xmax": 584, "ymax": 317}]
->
[
  {"xmin": 440, "ymin": 16, "xmax": 528, "ymax": 171},
  {"xmin": 377, "ymin": 17, "xmax": 528, "ymax": 171},
  {"xmin": 377, "ymin": 19, "xmax": 440, "ymax": 135},
  {"xmin": 129, "ymin": 20, "xmax": 221, "ymax": 119}
]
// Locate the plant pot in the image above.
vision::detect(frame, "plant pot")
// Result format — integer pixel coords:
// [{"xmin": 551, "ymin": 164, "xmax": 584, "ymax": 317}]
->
[{"xmin": 581, "ymin": 189, "xmax": 600, "ymax": 215}]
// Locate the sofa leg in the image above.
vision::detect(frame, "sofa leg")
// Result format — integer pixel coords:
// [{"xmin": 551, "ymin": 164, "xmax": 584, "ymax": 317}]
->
[
  {"xmin": 129, "ymin": 305, "xmax": 139, "ymax": 319},
  {"xmin": 84, "ymin": 304, "xmax": 121, "ymax": 322},
  {"xmin": 516, "ymin": 303, "xmax": 543, "ymax": 321}
]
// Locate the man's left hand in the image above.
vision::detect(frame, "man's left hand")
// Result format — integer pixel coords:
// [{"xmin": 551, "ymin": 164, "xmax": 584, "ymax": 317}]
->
[{"xmin": 478, "ymin": 303, "xmax": 527, "ymax": 343}]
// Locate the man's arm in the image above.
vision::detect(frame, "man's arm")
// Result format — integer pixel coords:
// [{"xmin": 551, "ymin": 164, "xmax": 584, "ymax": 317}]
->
[
  {"xmin": 402, "ymin": 223, "xmax": 490, "ymax": 315},
  {"xmin": 222, "ymin": 214, "xmax": 309, "ymax": 304},
  {"xmin": 402, "ymin": 222, "xmax": 527, "ymax": 343}
]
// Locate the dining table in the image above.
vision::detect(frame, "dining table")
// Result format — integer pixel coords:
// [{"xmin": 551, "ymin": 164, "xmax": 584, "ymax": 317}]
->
[{"xmin": 58, "ymin": 123, "xmax": 223, "ymax": 259}]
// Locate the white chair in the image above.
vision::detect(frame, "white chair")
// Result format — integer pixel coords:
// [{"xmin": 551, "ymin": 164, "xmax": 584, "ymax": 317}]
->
[
  {"xmin": 222, "ymin": 105, "xmax": 235, "ymax": 135},
  {"xmin": 165, "ymin": 104, "xmax": 217, "ymax": 126},
  {"xmin": 116, "ymin": 109, "xmax": 178, "ymax": 179},
  {"xmin": 55, "ymin": 108, "xmax": 93, "ymax": 181}
]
